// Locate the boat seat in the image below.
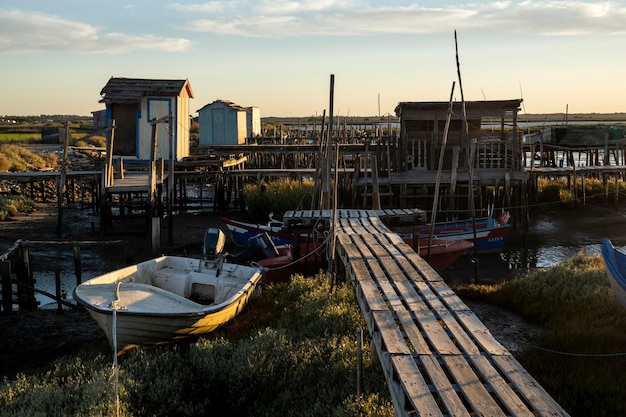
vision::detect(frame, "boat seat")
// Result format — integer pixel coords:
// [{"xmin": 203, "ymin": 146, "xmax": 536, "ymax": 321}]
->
[{"xmin": 154, "ymin": 268, "xmax": 194, "ymax": 298}]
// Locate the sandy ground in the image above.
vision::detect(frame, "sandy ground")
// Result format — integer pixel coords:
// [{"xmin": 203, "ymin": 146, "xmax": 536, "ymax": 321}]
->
[{"xmin": 0, "ymin": 204, "xmax": 542, "ymax": 381}]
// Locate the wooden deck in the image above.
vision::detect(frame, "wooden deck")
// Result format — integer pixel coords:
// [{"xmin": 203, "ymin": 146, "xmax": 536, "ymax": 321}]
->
[{"xmin": 284, "ymin": 209, "xmax": 570, "ymax": 417}]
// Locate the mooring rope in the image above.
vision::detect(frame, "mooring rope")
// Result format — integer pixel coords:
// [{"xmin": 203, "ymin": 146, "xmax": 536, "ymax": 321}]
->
[
  {"xmin": 110, "ymin": 282, "xmax": 123, "ymax": 417},
  {"xmin": 529, "ymin": 344, "xmax": 626, "ymax": 357}
]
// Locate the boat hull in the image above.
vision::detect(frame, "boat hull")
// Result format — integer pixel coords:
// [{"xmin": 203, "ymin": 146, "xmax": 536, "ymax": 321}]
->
[
  {"xmin": 601, "ymin": 238, "xmax": 626, "ymax": 308},
  {"xmin": 73, "ymin": 256, "xmax": 263, "ymax": 351},
  {"xmin": 221, "ymin": 217, "xmax": 323, "ymax": 269},
  {"xmin": 399, "ymin": 217, "xmax": 511, "ymax": 254},
  {"xmin": 417, "ymin": 238, "xmax": 474, "ymax": 272}
]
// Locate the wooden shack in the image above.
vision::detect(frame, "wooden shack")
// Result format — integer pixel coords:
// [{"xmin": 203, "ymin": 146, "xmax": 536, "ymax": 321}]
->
[
  {"xmin": 197, "ymin": 99, "xmax": 248, "ymax": 145},
  {"xmin": 394, "ymin": 100, "xmax": 523, "ymax": 173},
  {"xmin": 99, "ymin": 77, "xmax": 194, "ymax": 161}
]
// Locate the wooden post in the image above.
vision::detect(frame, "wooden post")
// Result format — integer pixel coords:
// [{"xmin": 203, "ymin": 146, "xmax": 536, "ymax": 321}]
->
[
  {"xmin": 371, "ymin": 157, "xmax": 381, "ymax": 210},
  {"xmin": 168, "ymin": 112, "xmax": 174, "ymax": 244},
  {"xmin": 16, "ymin": 244, "xmax": 36, "ymax": 310},
  {"xmin": 56, "ymin": 121, "xmax": 70, "ymax": 233},
  {"xmin": 55, "ymin": 270, "xmax": 63, "ymax": 314},
  {"xmin": 1, "ymin": 260, "xmax": 12, "ymax": 314},
  {"xmin": 149, "ymin": 120, "xmax": 160, "ymax": 256},
  {"xmin": 73, "ymin": 245, "xmax": 82, "ymax": 286},
  {"xmin": 356, "ymin": 326, "xmax": 363, "ymax": 397},
  {"xmin": 615, "ymin": 175, "xmax": 619, "ymax": 206}
]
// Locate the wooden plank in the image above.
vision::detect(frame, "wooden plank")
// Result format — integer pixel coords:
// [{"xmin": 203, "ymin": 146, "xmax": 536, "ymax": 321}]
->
[
  {"xmin": 467, "ymin": 354, "xmax": 535, "ymax": 417},
  {"xmin": 414, "ymin": 280, "xmax": 448, "ymax": 311},
  {"xmin": 418, "ymin": 355, "xmax": 471, "ymax": 417},
  {"xmin": 415, "ymin": 310, "xmax": 459, "ymax": 355},
  {"xmin": 359, "ymin": 233, "xmax": 390, "ymax": 259},
  {"xmin": 455, "ymin": 310, "xmax": 509, "ymax": 355},
  {"xmin": 390, "ymin": 355, "xmax": 444, "ymax": 417},
  {"xmin": 437, "ymin": 310, "xmax": 481, "ymax": 356},
  {"xmin": 441, "ymin": 355, "xmax": 506, "ymax": 417},
  {"xmin": 491, "ymin": 355, "xmax": 570, "ymax": 416},
  {"xmin": 395, "ymin": 308, "xmax": 431, "ymax": 355},
  {"xmin": 372, "ymin": 310, "xmax": 411, "ymax": 355},
  {"xmin": 429, "ymin": 280, "xmax": 467, "ymax": 311}
]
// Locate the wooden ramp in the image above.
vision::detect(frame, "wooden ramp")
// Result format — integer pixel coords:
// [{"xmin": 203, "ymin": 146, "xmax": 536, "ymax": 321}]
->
[{"xmin": 285, "ymin": 210, "xmax": 569, "ymax": 417}]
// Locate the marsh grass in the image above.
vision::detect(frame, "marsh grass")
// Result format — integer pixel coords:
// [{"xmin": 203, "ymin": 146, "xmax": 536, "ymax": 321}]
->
[
  {"xmin": 0, "ymin": 144, "xmax": 58, "ymax": 172},
  {"xmin": 0, "ymin": 273, "xmax": 393, "ymax": 417},
  {"xmin": 0, "ymin": 195, "xmax": 36, "ymax": 220},
  {"xmin": 537, "ymin": 177, "xmax": 626, "ymax": 206},
  {"xmin": 453, "ymin": 254, "xmax": 626, "ymax": 416},
  {"xmin": 242, "ymin": 179, "xmax": 315, "ymax": 222}
]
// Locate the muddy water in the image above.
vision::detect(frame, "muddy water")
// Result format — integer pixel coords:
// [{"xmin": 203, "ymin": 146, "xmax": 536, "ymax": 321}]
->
[
  {"xmin": 442, "ymin": 204, "xmax": 626, "ymax": 284},
  {"xmin": 30, "ymin": 245, "xmax": 131, "ymax": 308}
]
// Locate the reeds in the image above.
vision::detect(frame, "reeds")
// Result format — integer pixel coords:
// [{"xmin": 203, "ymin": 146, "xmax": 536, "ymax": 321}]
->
[{"xmin": 241, "ymin": 179, "xmax": 315, "ymax": 222}]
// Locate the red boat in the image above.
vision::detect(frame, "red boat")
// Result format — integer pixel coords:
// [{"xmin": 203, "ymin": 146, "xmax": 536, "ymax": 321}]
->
[{"xmin": 415, "ymin": 238, "xmax": 473, "ymax": 272}]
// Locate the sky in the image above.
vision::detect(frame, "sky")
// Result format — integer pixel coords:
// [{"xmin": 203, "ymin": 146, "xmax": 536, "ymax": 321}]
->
[{"xmin": 1, "ymin": 0, "xmax": 626, "ymax": 118}]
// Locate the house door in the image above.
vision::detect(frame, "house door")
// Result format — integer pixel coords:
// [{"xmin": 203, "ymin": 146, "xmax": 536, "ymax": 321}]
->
[
  {"xmin": 212, "ymin": 108, "xmax": 226, "ymax": 144},
  {"xmin": 148, "ymin": 98, "xmax": 172, "ymax": 160},
  {"xmin": 111, "ymin": 104, "xmax": 137, "ymax": 156}
]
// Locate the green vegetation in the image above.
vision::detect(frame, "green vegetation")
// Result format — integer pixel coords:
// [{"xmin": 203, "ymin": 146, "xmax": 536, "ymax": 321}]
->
[
  {"xmin": 0, "ymin": 144, "xmax": 58, "ymax": 172},
  {"xmin": 453, "ymin": 254, "xmax": 626, "ymax": 416},
  {"xmin": 0, "ymin": 273, "xmax": 393, "ymax": 417},
  {"xmin": 0, "ymin": 195, "xmax": 35, "ymax": 220},
  {"xmin": 241, "ymin": 179, "xmax": 315, "ymax": 222}
]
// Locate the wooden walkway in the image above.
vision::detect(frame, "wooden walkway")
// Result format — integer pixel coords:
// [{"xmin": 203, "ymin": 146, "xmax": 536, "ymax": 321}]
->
[{"xmin": 285, "ymin": 209, "xmax": 569, "ymax": 417}]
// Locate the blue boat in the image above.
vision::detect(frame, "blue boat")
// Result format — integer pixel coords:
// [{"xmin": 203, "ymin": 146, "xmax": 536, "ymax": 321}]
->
[{"xmin": 601, "ymin": 238, "xmax": 626, "ymax": 308}]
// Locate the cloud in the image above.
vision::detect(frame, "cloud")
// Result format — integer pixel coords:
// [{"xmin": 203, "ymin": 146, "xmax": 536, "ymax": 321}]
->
[
  {"xmin": 180, "ymin": 0, "xmax": 626, "ymax": 37},
  {"xmin": 0, "ymin": 10, "xmax": 190, "ymax": 54}
]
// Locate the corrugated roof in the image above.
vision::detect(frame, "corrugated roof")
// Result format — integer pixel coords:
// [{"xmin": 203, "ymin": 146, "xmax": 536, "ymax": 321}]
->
[{"xmin": 99, "ymin": 77, "xmax": 194, "ymax": 104}]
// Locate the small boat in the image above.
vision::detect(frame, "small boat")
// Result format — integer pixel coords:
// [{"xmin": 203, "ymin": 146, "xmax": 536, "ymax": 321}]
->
[
  {"xmin": 221, "ymin": 216, "xmax": 323, "ymax": 268},
  {"xmin": 222, "ymin": 216, "xmax": 471, "ymax": 272},
  {"xmin": 73, "ymin": 228, "xmax": 263, "ymax": 352},
  {"xmin": 398, "ymin": 214, "xmax": 511, "ymax": 254},
  {"xmin": 601, "ymin": 238, "xmax": 626, "ymax": 307},
  {"xmin": 227, "ymin": 232, "xmax": 295, "ymax": 284}
]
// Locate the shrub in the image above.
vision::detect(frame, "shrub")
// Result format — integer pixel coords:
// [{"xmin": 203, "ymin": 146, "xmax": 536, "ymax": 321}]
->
[{"xmin": 0, "ymin": 195, "xmax": 36, "ymax": 220}]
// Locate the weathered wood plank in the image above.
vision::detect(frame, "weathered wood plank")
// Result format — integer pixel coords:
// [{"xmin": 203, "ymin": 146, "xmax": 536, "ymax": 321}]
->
[
  {"xmin": 390, "ymin": 355, "xmax": 444, "ymax": 417},
  {"xmin": 372, "ymin": 310, "xmax": 411, "ymax": 355},
  {"xmin": 467, "ymin": 354, "xmax": 535, "ymax": 417},
  {"xmin": 415, "ymin": 310, "xmax": 459, "ymax": 355},
  {"xmin": 418, "ymin": 354, "xmax": 471, "ymax": 417},
  {"xmin": 454, "ymin": 310, "xmax": 509, "ymax": 355},
  {"xmin": 441, "ymin": 355, "xmax": 506, "ymax": 417},
  {"xmin": 491, "ymin": 355, "xmax": 570, "ymax": 416}
]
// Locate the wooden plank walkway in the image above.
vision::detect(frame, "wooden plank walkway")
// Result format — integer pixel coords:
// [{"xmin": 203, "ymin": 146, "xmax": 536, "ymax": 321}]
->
[{"xmin": 285, "ymin": 209, "xmax": 570, "ymax": 417}]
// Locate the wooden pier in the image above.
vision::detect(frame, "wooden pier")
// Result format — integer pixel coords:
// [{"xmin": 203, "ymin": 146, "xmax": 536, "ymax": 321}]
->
[{"xmin": 284, "ymin": 209, "xmax": 569, "ymax": 417}]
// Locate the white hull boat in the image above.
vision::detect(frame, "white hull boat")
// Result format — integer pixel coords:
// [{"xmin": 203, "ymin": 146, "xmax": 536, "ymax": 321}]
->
[{"xmin": 73, "ymin": 254, "xmax": 263, "ymax": 352}]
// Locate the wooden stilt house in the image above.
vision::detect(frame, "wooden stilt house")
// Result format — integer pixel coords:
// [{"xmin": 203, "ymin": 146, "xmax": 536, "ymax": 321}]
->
[
  {"xmin": 99, "ymin": 77, "xmax": 194, "ymax": 161},
  {"xmin": 394, "ymin": 99, "xmax": 524, "ymax": 174}
]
